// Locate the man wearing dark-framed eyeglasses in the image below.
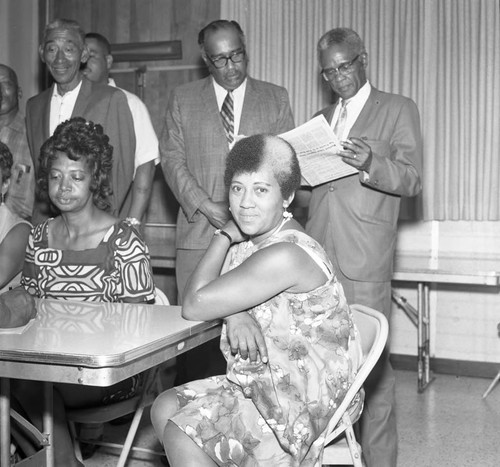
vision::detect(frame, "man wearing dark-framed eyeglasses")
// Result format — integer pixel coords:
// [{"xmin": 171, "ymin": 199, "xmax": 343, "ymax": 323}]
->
[
  {"xmin": 159, "ymin": 19, "xmax": 294, "ymax": 384},
  {"xmin": 207, "ymin": 49, "xmax": 246, "ymax": 69},
  {"xmin": 305, "ymin": 27, "xmax": 423, "ymax": 467},
  {"xmin": 321, "ymin": 54, "xmax": 360, "ymax": 81}
]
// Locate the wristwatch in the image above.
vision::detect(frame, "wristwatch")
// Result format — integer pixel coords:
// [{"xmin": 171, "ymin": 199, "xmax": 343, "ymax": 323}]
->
[{"xmin": 214, "ymin": 229, "xmax": 232, "ymax": 243}]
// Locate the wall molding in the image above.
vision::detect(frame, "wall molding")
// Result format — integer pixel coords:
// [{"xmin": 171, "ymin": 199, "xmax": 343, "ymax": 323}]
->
[{"xmin": 391, "ymin": 354, "xmax": 500, "ymax": 380}]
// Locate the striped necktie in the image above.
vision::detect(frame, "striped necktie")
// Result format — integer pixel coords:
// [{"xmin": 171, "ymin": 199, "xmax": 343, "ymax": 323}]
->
[
  {"xmin": 333, "ymin": 100, "xmax": 348, "ymax": 139},
  {"xmin": 221, "ymin": 91, "xmax": 234, "ymax": 144}
]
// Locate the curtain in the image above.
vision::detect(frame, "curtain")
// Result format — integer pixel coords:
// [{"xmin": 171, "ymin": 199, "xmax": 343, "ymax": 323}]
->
[{"xmin": 221, "ymin": 0, "xmax": 500, "ymax": 221}]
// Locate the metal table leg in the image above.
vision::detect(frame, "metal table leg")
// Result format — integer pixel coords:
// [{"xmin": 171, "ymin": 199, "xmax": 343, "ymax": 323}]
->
[
  {"xmin": 0, "ymin": 379, "xmax": 10, "ymax": 467},
  {"xmin": 392, "ymin": 285, "xmax": 434, "ymax": 392},
  {"xmin": 423, "ymin": 283, "xmax": 432, "ymax": 388},
  {"xmin": 43, "ymin": 382, "xmax": 54, "ymax": 467},
  {"xmin": 417, "ymin": 282, "xmax": 434, "ymax": 392}
]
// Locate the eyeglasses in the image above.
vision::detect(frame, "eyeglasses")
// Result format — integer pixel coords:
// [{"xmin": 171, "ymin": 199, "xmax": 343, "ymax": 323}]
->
[
  {"xmin": 321, "ymin": 55, "xmax": 360, "ymax": 81},
  {"xmin": 208, "ymin": 49, "xmax": 246, "ymax": 69}
]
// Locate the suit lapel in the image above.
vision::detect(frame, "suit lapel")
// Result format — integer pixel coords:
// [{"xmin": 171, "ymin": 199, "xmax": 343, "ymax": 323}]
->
[
  {"xmin": 200, "ymin": 77, "xmax": 227, "ymax": 143},
  {"xmin": 349, "ymin": 88, "xmax": 380, "ymax": 135},
  {"xmin": 72, "ymin": 78, "xmax": 91, "ymax": 117},
  {"xmin": 41, "ymin": 87, "xmax": 52, "ymax": 142},
  {"xmin": 322, "ymin": 103, "xmax": 337, "ymax": 125},
  {"xmin": 239, "ymin": 78, "xmax": 256, "ymax": 134}
]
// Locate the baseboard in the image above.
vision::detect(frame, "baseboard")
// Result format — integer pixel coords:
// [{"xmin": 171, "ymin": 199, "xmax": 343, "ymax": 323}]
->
[{"xmin": 390, "ymin": 354, "xmax": 500, "ymax": 379}]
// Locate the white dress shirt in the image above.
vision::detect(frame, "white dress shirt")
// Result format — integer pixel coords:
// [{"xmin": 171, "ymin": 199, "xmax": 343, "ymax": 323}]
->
[
  {"xmin": 49, "ymin": 81, "xmax": 83, "ymax": 136},
  {"xmin": 331, "ymin": 80, "xmax": 372, "ymax": 141},
  {"xmin": 213, "ymin": 78, "xmax": 247, "ymax": 146},
  {"xmin": 108, "ymin": 78, "xmax": 160, "ymax": 175}
]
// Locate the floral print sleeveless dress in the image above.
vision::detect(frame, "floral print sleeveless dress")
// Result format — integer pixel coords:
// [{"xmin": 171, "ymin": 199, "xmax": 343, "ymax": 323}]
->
[{"xmin": 170, "ymin": 229, "xmax": 361, "ymax": 466}]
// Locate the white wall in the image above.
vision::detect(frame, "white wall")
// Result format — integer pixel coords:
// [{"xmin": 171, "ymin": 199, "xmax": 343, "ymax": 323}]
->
[
  {"xmin": 0, "ymin": 0, "xmax": 41, "ymax": 103},
  {"xmin": 391, "ymin": 221, "xmax": 500, "ymax": 363}
]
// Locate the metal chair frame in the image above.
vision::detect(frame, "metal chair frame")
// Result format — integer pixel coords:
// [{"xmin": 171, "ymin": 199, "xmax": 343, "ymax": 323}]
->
[{"xmin": 321, "ymin": 304, "xmax": 389, "ymax": 466}]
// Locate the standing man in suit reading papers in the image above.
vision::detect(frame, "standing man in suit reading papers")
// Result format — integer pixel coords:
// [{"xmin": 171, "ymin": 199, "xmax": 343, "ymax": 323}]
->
[{"xmin": 306, "ymin": 28, "xmax": 423, "ymax": 467}]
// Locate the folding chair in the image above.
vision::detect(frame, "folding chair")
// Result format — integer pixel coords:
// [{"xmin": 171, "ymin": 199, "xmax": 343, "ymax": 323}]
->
[
  {"xmin": 321, "ymin": 304, "xmax": 389, "ymax": 466},
  {"xmin": 68, "ymin": 288, "xmax": 170, "ymax": 466}
]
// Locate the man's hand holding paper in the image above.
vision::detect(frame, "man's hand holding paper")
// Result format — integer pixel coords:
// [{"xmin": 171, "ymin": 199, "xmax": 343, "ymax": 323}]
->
[
  {"xmin": 280, "ymin": 114, "xmax": 358, "ymax": 186},
  {"xmin": 339, "ymin": 136, "xmax": 373, "ymax": 173}
]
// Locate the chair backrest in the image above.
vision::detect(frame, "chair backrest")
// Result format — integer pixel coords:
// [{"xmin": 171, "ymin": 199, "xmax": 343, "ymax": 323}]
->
[
  {"xmin": 324, "ymin": 304, "xmax": 389, "ymax": 440},
  {"xmin": 154, "ymin": 287, "xmax": 170, "ymax": 305}
]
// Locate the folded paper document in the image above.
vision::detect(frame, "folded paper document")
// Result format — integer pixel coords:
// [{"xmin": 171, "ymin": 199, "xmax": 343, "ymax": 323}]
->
[{"xmin": 280, "ymin": 115, "xmax": 358, "ymax": 186}]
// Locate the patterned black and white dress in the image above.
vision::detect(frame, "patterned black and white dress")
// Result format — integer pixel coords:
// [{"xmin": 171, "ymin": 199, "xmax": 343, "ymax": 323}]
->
[
  {"xmin": 20, "ymin": 219, "xmax": 155, "ymax": 404},
  {"xmin": 21, "ymin": 219, "xmax": 155, "ymax": 302}
]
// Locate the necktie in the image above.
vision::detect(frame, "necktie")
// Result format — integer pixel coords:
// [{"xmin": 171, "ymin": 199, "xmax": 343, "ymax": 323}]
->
[
  {"xmin": 333, "ymin": 100, "xmax": 348, "ymax": 139},
  {"xmin": 221, "ymin": 91, "xmax": 234, "ymax": 144}
]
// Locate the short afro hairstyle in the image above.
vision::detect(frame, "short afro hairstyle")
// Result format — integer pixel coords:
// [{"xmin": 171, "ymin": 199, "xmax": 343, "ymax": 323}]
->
[
  {"xmin": 38, "ymin": 117, "xmax": 113, "ymax": 211},
  {"xmin": 224, "ymin": 134, "xmax": 301, "ymax": 199}
]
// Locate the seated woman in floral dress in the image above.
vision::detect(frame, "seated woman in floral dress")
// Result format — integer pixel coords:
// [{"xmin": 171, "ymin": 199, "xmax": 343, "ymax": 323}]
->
[
  {"xmin": 15, "ymin": 117, "xmax": 155, "ymax": 466},
  {"xmin": 151, "ymin": 135, "xmax": 362, "ymax": 467}
]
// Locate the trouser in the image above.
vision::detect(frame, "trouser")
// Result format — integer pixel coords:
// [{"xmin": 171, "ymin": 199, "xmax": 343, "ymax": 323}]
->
[
  {"xmin": 174, "ymin": 248, "xmax": 227, "ymax": 385},
  {"xmin": 333, "ymin": 261, "xmax": 397, "ymax": 467}
]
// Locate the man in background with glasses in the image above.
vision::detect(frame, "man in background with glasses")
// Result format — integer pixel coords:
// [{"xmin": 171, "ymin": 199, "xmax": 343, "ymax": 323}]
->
[
  {"xmin": 306, "ymin": 28, "xmax": 423, "ymax": 467},
  {"xmin": 160, "ymin": 19, "xmax": 294, "ymax": 381}
]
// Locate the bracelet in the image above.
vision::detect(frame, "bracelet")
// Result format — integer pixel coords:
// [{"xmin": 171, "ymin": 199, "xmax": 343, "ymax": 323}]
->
[
  {"xmin": 125, "ymin": 217, "xmax": 141, "ymax": 226},
  {"xmin": 214, "ymin": 229, "xmax": 232, "ymax": 243}
]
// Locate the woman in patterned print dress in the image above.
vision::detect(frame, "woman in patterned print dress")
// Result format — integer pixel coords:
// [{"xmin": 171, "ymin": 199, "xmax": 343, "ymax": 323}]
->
[
  {"xmin": 15, "ymin": 117, "xmax": 155, "ymax": 467},
  {"xmin": 151, "ymin": 135, "xmax": 362, "ymax": 467}
]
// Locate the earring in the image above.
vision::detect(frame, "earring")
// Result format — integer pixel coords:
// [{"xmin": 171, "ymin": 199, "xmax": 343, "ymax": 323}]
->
[
  {"xmin": 283, "ymin": 209, "xmax": 293, "ymax": 220},
  {"xmin": 0, "ymin": 192, "xmax": 5, "ymax": 205}
]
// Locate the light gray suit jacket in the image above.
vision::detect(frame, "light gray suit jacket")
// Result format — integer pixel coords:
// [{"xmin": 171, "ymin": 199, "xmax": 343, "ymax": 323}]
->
[
  {"xmin": 160, "ymin": 76, "xmax": 295, "ymax": 249},
  {"xmin": 306, "ymin": 87, "xmax": 423, "ymax": 282}
]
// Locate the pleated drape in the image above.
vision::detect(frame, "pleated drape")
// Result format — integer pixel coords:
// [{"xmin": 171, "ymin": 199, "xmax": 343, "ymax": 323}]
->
[{"xmin": 221, "ymin": 0, "xmax": 500, "ymax": 221}]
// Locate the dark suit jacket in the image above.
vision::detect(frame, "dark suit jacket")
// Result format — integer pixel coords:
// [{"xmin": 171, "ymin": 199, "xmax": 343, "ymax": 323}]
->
[
  {"xmin": 26, "ymin": 78, "xmax": 136, "ymax": 217},
  {"xmin": 160, "ymin": 76, "xmax": 295, "ymax": 249},
  {"xmin": 306, "ymin": 87, "xmax": 423, "ymax": 281}
]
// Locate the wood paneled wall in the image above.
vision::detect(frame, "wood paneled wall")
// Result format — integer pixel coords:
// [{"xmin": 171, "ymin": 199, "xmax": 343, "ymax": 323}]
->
[{"xmin": 44, "ymin": 0, "xmax": 221, "ymax": 301}]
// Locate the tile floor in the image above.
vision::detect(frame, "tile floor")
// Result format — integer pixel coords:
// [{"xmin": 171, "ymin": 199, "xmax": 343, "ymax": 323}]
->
[{"xmin": 83, "ymin": 370, "xmax": 500, "ymax": 467}]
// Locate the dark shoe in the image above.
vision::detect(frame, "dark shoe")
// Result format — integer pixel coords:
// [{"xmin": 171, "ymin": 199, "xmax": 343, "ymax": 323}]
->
[
  {"xmin": 78, "ymin": 423, "xmax": 104, "ymax": 460},
  {"xmin": 80, "ymin": 437, "xmax": 102, "ymax": 460}
]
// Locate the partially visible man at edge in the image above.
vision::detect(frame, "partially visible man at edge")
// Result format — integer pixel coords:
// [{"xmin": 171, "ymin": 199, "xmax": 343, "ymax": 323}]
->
[
  {"xmin": 25, "ymin": 18, "xmax": 135, "ymax": 223},
  {"xmin": 160, "ymin": 19, "xmax": 295, "ymax": 381},
  {"xmin": 0, "ymin": 64, "xmax": 35, "ymax": 219},
  {"xmin": 83, "ymin": 32, "xmax": 159, "ymax": 226},
  {"xmin": 305, "ymin": 27, "xmax": 423, "ymax": 467}
]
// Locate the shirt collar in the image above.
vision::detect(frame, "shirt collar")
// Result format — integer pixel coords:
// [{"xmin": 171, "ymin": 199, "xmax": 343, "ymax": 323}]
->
[
  {"xmin": 342, "ymin": 80, "xmax": 371, "ymax": 108},
  {"xmin": 212, "ymin": 77, "xmax": 247, "ymax": 108},
  {"xmin": 51, "ymin": 80, "xmax": 83, "ymax": 99}
]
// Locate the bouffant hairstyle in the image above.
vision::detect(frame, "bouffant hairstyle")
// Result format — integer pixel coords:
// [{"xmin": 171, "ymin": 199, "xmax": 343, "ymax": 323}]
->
[
  {"xmin": 38, "ymin": 117, "xmax": 113, "ymax": 211},
  {"xmin": 0, "ymin": 141, "xmax": 13, "ymax": 183},
  {"xmin": 224, "ymin": 135, "xmax": 301, "ymax": 199}
]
